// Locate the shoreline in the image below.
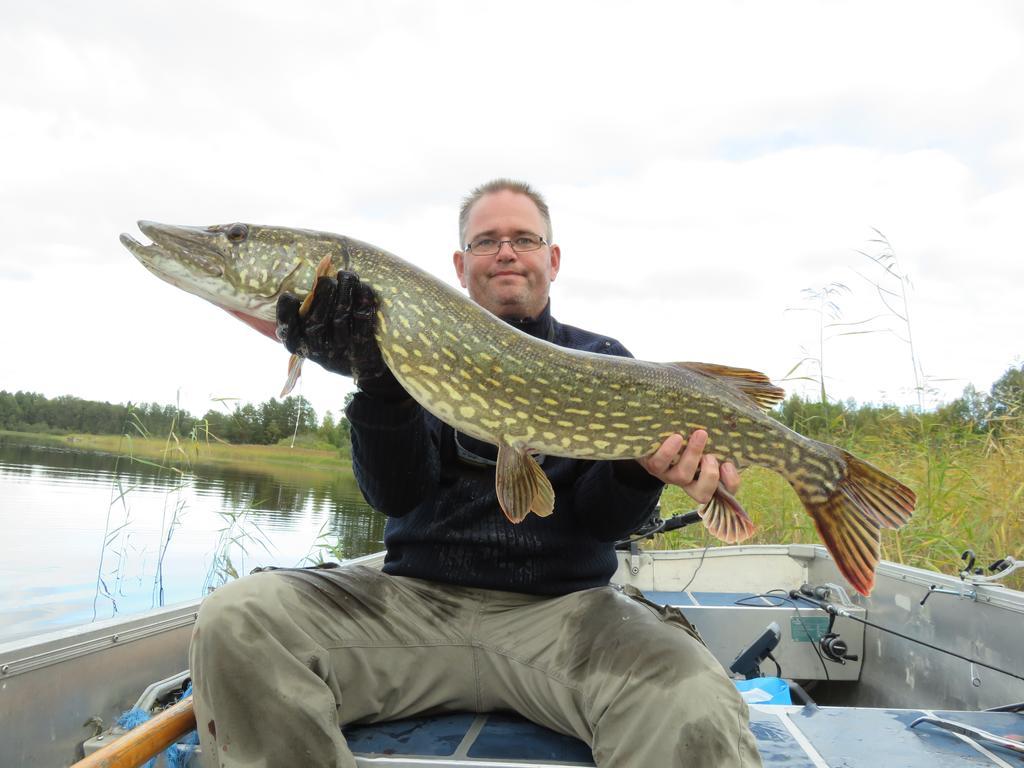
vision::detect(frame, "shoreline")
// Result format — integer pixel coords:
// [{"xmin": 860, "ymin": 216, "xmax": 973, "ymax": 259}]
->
[{"xmin": 0, "ymin": 429, "xmax": 354, "ymax": 478}]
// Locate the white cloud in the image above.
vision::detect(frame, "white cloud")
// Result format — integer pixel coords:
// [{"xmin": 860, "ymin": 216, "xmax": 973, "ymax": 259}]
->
[{"xmin": 2, "ymin": 1, "xmax": 1022, "ymax": 420}]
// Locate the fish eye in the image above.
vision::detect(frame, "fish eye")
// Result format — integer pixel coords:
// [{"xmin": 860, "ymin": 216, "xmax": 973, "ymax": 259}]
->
[{"xmin": 225, "ymin": 223, "xmax": 249, "ymax": 243}]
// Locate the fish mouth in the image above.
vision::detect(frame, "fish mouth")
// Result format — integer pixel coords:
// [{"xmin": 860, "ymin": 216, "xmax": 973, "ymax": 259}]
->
[
  {"xmin": 120, "ymin": 221, "xmax": 225, "ymax": 278},
  {"xmin": 120, "ymin": 219, "xmax": 285, "ymax": 325}
]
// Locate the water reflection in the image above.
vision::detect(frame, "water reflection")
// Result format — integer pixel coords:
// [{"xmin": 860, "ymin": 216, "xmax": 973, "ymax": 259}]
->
[{"xmin": 0, "ymin": 439, "xmax": 384, "ymax": 643}]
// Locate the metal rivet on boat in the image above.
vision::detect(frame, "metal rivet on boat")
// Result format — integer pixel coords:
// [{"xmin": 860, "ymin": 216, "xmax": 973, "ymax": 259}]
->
[
  {"xmin": 112, "ymin": 635, "xmax": 119, "ymax": 643},
  {"xmin": 1, "ymin": 665, "xmax": 8, "ymax": 674}
]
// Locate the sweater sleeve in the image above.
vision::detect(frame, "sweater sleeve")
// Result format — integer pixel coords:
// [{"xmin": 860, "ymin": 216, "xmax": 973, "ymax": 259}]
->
[{"xmin": 346, "ymin": 393, "xmax": 441, "ymax": 518}]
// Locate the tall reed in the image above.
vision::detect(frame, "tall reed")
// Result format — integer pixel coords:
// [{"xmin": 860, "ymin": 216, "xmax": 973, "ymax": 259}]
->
[{"xmin": 657, "ymin": 232, "xmax": 1023, "ymax": 591}]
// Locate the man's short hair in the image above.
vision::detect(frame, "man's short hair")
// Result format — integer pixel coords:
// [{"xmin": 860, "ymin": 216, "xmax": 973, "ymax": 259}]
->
[{"xmin": 459, "ymin": 179, "xmax": 553, "ymax": 247}]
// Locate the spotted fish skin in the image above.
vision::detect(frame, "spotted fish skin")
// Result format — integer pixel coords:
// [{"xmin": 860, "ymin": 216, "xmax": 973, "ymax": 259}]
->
[{"xmin": 121, "ymin": 221, "xmax": 916, "ymax": 595}]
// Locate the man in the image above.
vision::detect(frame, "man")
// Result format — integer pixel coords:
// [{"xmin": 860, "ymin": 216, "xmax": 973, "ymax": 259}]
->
[{"xmin": 190, "ymin": 180, "xmax": 762, "ymax": 766}]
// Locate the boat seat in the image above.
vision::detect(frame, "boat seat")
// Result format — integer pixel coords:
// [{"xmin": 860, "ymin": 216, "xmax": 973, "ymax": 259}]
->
[
  {"xmin": 345, "ymin": 711, "xmax": 594, "ymax": 765},
  {"xmin": 342, "ymin": 678, "xmax": 789, "ymax": 765},
  {"xmin": 343, "ymin": 707, "xmax": 1024, "ymax": 766}
]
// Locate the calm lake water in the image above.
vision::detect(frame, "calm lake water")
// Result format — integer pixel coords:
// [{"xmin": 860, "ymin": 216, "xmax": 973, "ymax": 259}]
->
[{"xmin": 0, "ymin": 440, "xmax": 383, "ymax": 644}]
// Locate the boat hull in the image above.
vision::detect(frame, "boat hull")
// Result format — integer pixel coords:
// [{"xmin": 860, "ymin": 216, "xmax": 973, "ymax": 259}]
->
[{"xmin": 4, "ymin": 547, "xmax": 1022, "ymax": 766}]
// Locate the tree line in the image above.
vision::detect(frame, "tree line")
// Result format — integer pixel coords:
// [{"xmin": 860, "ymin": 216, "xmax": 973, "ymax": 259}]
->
[
  {"xmin": 777, "ymin": 362, "xmax": 1023, "ymax": 442},
  {"xmin": 2, "ymin": 362, "xmax": 1020, "ymax": 448},
  {"xmin": 0, "ymin": 390, "xmax": 351, "ymax": 449}
]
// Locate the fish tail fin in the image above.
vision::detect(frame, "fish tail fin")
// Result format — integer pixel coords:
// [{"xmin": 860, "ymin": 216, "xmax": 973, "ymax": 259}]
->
[
  {"xmin": 794, "ymin": 450, "xmax": 915, "ymax": 596},
  {"xmin": 280, "ymin": 354, "xmax": 304, "ymax": 396},
  {"xmin": 700, "ymin": 482, "xmax": 757, "ymax": 543}
]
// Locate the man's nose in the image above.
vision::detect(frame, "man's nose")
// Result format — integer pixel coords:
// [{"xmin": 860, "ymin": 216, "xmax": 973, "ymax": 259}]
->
[{"xmin": 496, "ymin": 241, "xmax": 517, "ymax": 260}]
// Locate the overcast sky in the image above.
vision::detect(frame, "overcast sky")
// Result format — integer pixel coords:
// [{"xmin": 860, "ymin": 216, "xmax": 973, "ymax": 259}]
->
[{"xmin": 2, "ymin": 1, "xmax": 1022, "ymax": 425}]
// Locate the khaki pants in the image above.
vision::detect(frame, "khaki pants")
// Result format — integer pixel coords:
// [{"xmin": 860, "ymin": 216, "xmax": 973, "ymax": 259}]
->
[{"xmin": 190, "ymin": 565, "xmax": 762, "ymax": 767}]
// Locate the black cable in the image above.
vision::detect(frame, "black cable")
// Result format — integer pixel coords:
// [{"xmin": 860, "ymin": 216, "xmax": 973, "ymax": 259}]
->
[
  {"xmin": 734, "ymin": 590, "xmax": 831, "ymax": 681},
  {"xmin": 614, "ymin": 519, "xmax": 665, "ymax": 548},
  {"xmin": 789, "ymin": 592, "xmax": 1024, "ymax": 684},
  {"xmin": 984, "ymin": 701, "xmax": 1024, "ymax": 713},
  {"xmin": 679, "ymin": 536, "xmax": 712, "ymax": 593},
  {"xmin": 766, "ymin": 651, "xmax": 782, "ymax": 679},
  {"xmin": 789, "ymin": 599, "xmax": 831, "ymax": 682},
  {"xmin": 787, "ymin": 681, "xmax": 817, "ymax": 708}
]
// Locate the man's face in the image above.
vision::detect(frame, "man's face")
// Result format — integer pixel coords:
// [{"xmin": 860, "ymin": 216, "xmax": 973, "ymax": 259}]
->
[{"xmin": 453, "ymin": 190, "xmax": 561, "ymax": 319}]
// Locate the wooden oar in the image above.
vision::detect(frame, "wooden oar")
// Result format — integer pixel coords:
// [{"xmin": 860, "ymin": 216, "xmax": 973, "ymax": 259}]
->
[{"xmin": 72, "ymin": 695, "xmax": 196, "ymax": 768}]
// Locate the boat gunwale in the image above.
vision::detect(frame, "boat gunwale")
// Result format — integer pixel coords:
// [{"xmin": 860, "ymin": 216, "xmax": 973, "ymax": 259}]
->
[
  {"xmin": 0, "ymin": 550, "xmax": 388, "ymax": 678},
  {"xmin": 4, "ymin": 545, "xmax": 1021, "ymax": 681}
]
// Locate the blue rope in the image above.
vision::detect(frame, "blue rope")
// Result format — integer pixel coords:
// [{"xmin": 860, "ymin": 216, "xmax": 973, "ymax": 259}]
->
[
  {"xmin": 114, "ymin": 682, "xmax": 198, "ymax": 768},
  {"xmin": 114, "ymin": 708, "xmax": 157, "ymax": 768}
]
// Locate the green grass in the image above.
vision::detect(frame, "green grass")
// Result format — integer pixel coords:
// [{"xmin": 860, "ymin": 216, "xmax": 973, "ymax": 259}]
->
[
  {"xmin": 655, "ymin": 427, "xmax": 1024, "ymax": 591},
  {"xmin": 0, "ymin": 429, "xmax": 353, "ymax": 478}
]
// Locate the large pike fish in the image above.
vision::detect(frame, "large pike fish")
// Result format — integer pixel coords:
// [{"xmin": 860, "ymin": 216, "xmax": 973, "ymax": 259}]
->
[{"xmin": 121, "ymin": 221, "xmax": 915, "ymax": 595}]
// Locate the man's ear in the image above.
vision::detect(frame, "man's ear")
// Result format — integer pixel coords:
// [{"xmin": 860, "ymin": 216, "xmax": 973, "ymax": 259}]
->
[
  {"xmin": 549, "ymin": 244, "xmax": 561, "ymax": 282},
  {"xmin": 453, "ymin": 250, "xmax": 467, "ymax": 288}
]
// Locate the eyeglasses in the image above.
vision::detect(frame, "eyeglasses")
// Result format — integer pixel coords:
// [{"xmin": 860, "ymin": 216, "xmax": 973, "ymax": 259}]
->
[{"xmin": 463, "ymin": 234, "xmax": 548, "ymax": 256}]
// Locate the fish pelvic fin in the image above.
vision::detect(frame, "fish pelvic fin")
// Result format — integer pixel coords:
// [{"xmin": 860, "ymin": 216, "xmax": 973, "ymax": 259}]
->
[
  {"xmin": 796, "ymin": 450, "xmax": 916, "ymax": 596},
  {"xmin": 280, "ymin": 353, "xmax": 304, "ymax": 397},
  {"xmin": 699, "ymin": 483, "xmax": 757, "ymax": 543},
  {"xmin": 669, "ymin": 362, "xmax": 785, "ymax": 411},
  {"xmin": 495, "ymin": 444, "xmax": 555, "ymax": 523}
]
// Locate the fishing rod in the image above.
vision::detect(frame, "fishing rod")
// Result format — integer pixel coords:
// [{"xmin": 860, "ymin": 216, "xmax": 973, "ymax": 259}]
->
[
  {"xmin": 614, "ymin": 508, "xmax": 703, "ymax": 548},
  {"xmin": 787, "ymin": 587, "xmax": 1024, "ymax": 684},
  {"xmin": 621, "ymin": 513, "xmax": 1024, "ymax": 686}
]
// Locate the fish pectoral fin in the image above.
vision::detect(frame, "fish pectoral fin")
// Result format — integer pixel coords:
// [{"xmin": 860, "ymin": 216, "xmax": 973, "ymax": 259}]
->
[
  {"xmin": 298, "ymin": 255, "xmax": 335, "ymax": 316},
  {"xmin": 280, "ymin": 257, "xmax": 331, "ymax": 397},
  {"xmin": 280, "ymin": 354, "xmax": 304, "ymax": 397},
  {"xmin": 495, "ymin": 444, "xmax": 555, "ymax": 523},
  {"xmin": 668, "ymin": 361, "xmax": 785, "ymax": 411},
  {"xmin": 699, "ymin": 483, "xmax": 756, "ymax": 543}
]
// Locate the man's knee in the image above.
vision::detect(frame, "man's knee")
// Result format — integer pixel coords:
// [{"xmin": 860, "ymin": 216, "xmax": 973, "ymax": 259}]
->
[
  {"xmin": 192, "ymin": 571, "xmax": 296, "ymax": 657},
  {"xmin": 576, "ymin": 590, "xmax": 716, "ymax": 679}
]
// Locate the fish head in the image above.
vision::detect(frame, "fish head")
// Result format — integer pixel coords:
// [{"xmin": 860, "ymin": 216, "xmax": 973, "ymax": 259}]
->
[{"xmin": 121, "ymin": 221, "xmax": 340, "ymax": 340}]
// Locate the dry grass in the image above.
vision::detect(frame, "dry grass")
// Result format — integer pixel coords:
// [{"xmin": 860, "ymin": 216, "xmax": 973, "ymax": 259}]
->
[
  {"xmin": 37, "ymin": 431, "xmax": 351, "ymax": 474},
  {"xmin": 656, "ymin": 427, "xmax": 1024, "ymax": 591}
]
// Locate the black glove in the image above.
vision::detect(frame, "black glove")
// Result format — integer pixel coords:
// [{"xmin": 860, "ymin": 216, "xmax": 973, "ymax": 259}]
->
[{"xmin": 276, "ymin": 271, "xmax": 406, "ymax": 400}]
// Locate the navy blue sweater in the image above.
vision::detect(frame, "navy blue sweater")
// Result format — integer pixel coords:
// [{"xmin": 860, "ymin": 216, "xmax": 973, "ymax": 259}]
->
[{"xmin": 346, "ymin": 303, "xmax": 665, "ymax": 595}]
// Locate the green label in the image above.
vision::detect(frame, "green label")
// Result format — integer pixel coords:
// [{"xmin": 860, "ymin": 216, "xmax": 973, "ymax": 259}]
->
[{"xmin": 790, "ymin": 616, "xmax": 829, "ymax": 642}]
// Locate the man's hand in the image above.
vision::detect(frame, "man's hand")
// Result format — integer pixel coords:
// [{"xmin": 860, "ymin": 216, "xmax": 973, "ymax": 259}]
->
[
  {"xmin": 276, "ymin": 271, "xmax": 405, "ymax": 399},
  {"xmin": 637, "ymin": 430, "xmax": 739, "ymax": 503}
]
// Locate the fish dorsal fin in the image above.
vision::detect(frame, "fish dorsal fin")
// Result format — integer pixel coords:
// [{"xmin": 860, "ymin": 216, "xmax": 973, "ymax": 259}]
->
[{"xmin": 669, "ymin": 362, "xmax": 785, "ymax": 411}]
